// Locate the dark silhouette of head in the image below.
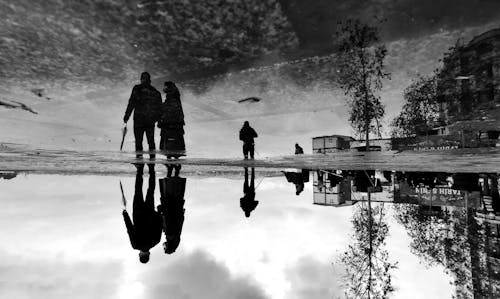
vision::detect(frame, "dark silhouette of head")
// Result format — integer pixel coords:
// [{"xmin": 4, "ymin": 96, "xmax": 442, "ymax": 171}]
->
[
  {"xmin": 140, "ymin": 72, "xmax": 151, "ymax": 85},
  {"xmin": 245, "ymin": 211, "xmax": 251, "ymax": 218},
  {"xmin": 295, "ymin": 143, "xmax": 299, "ymax": 148},
  {"xmin": 139, "ymin": 250, "xmax": 150, "ymax": 263},
  {"xmin": 243, "ymin": 121, "xmax": 249, "ymax": 127},
  {"xmin": 163, "ymin": 81, "xmax": 180, "ymax": 97}
]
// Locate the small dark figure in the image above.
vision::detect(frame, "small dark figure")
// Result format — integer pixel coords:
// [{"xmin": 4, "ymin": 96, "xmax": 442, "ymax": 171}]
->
[
  {"xmin": 158, "ymin": 175, "xmax": 186, "ymax": 254},
  {"xmin": 240, "ymin": 167, "xmax": 258, "ymax": 217},
  {"xmin": 295, "ymin": 143, "xmax": 304, "ymax": 155},
  {"xmin": 239, "ymin": 121, "xmax": 258, "ymax": 159},
  {"xmin": 124, "ymin": 72, "xmax": 162, "ymax": 159},
  {"xmin": 158, "ymin": 81, "xmax": 185, "ymax": 159},
  {"xmin": 123, "ymin": 166, "xmax": 162, "ymax": 263}
]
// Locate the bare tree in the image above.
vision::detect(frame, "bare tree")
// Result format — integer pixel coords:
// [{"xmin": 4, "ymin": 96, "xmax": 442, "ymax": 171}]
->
[{"xmin": 336, "ymin": 19, "xmax": 390, "ymax": 149}]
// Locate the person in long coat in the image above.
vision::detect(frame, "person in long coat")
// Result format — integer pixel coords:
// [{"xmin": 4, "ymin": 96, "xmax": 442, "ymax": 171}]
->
[
  {"xmin": 158, "ymin": 81, "xmax": 185, "ymax": 158},
  {"xmin": 158, "ymin": 174, "xmax": 186, "ymax": 254}
]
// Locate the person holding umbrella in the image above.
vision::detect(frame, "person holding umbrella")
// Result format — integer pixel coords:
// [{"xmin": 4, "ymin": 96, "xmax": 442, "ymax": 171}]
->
[
  {"xmin": 122, "ymin": 166, "xmax": 162, "ymax": 263},
  {"xmin": 123, "ymin": 72, "xmax": 162, "ymax": 160}
]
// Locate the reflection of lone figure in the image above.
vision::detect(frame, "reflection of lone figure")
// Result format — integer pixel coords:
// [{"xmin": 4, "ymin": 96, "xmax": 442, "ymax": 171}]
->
[
  {"xmin": 123, "ymin": 72, "xmax": 162, "ymax": 159},
  {"xmin": 239, "ymin": 121, "xmax": 258, "ymax": 159},
  {"xmin": 158, "ymin": 176, "xmax": 186, "ymax": 254},
  {"xmin": 123, "ymin": 167, "xmax": 162, "ymax": 263},
  {"xmin": 240, "ymin": 167, "xmax": 258, "ymax": 217}
]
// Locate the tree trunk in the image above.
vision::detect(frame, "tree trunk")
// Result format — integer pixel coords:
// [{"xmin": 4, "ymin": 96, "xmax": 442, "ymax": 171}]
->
[{"xmin": 368, "ymin": 191, "xmax": 372, "ymax": 298}]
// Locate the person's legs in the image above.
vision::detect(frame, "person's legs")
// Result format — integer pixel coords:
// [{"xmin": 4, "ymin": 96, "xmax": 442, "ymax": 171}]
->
[
  {"xmin": 250, "ymin": 167, "xmax": 255, "ymax": 190},
  {"xmin": 174, "ymin": 164, "xmax": 181, "ymax": 177},
  {"xmin": 145, "ymin": 126, "xmax": 156, "ymax": 159},
  {"xmin": 145, "ymin": 171, "xmax": 156, "ymax": 211},
  {"xmin": 133, "ymin": 168, "xmax": 145, "ymax": 223},
  {"xmin": 249, "ymin": 144, "xmax": 255, "ymax": 159},
  {"xmin": 134, "ymin": 126, "xmax": 145, "ymax": 159},
  {"xmin": 243, "ymin": 167, "xmax": 249, "ymax": 193},
  {"xmin": 243, "ymin": 144, "xmax": 249, "ymax": 159}
]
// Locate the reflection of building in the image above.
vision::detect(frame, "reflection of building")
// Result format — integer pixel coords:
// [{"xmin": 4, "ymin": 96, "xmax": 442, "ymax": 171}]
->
[
  {"xmin": 313, "ymin": 170, "xmax": 355, "ymax": 206},
  {"xmin": 437, "ymin": 28, "xmax": 500, "ymax": 136},
  {"xmin": 393, "ymin": 172, "xmax": 482, "ymax": 208}
]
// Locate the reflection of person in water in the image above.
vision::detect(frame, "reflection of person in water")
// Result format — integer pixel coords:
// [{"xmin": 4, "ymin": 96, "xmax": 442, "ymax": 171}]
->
[
  {"xmin": 123, "ymin": 166, "xmax": 162, "ymax": 263},
  {"xmin": 240, "ymin": 167, "xmax": 258, "ymax": 217},
  {"xmin": 283, "ymin": 169, "xmax": 310, "ymax": 195},
  {"xmin": 158, "ymin": 173, "xmax": 186, "ymax": 254}
]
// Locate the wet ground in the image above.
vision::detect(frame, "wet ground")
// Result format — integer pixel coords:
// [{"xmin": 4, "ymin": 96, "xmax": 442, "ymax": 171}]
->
[{"xmin": 1, "ymin": 163, "xmax": 498, "ymax": 299}]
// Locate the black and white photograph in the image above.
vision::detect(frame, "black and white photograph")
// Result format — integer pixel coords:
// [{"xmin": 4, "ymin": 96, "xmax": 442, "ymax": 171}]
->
[{"xmin": 1, "ymin": 0, "xmax": 500, "ymax": 298}]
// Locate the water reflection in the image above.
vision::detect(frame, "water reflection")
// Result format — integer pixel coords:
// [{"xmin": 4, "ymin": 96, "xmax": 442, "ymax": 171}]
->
[
  {"xmin": 240, "ymin": 167, "xmax": 259, "ymax": 217},
  {"xmin": 393, "ymin": 172, "xmax": 500, "ymax": 299},
  {"xmin": 69, "ymin": 163, "xmax": 500, "ymax": 295},
  {"xmin": 158, "ymin": 165, "xmax": 186, "ymax": 254},
  {"xmin": 122, "ymin": 165, "xmax": 162, "ymax": 263},
  {"xmin": 309, "ymin": 168, "xmax": 500, "ymax": 298},
  {"xmin": 282, "ymin": 169, "xmax": 309, "ymax": 195}
]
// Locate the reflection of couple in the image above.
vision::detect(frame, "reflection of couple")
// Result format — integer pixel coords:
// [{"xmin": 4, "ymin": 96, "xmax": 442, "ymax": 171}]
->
[
  {"xmin": 123, "ymin": 72, "xmax": 185, "ymax": 159},
  {"xmin": 122, "ymin": 166, "xmax": 186, "ymax": 263}
]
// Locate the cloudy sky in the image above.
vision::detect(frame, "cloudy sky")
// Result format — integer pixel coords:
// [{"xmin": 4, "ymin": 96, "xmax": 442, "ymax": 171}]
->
[{"xmin": 0, "ymin": 174, "xmax": 453, "ymax": 299}]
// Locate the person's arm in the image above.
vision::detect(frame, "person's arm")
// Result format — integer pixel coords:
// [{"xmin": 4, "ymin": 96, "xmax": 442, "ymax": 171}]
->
[
  {"xmin": 239, "ymin": 129, "xmax": 244, "ymax": 141},
  {"xmin": 123, "ymin": 86, "xmax": 137, "ymax": 123},
  {"xmin": 122, "ymin": 210, "xmax": 137, "ymax": 248},
  {"xmin": 154, "ymin": 90, "xmax": 162, "ymax": 123},
  {"xmin": 252, "ymin": 128, "xmax": 258, "ymax": 138}
]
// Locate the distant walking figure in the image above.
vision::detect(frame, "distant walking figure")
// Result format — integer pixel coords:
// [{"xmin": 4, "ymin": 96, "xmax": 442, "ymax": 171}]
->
[
  {"xmin": 240, "ymin": 167, "xmax": 258, "ymax": 217},
  {"xmin": 123, "ymin": 72, "xmax": 162, "ymax": 159},
  {"xmin": 158, "ymin": 81, "xmax": 185, "ymax": 158},
  {"xmin": 239, "ymin": 121, "xmax": 258, "ymax": 159},
  {"xmin": 295, "ymin": 143, "xmax": 304, "ymax": 154},
  {"xmin": 123, "ymin": 166, "xmax": 162, "ymax": 263}
]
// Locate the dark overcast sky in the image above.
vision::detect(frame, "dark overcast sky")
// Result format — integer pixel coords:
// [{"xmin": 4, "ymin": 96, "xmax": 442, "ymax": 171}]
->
[{"xmin": 279, "ymin": 0, "xmax": 500, "ymax": 48}]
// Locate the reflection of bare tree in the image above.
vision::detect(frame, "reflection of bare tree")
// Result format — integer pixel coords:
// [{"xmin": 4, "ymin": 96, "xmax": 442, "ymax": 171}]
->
[
  {"xmin": 342, "ymin": 197, "xmax": 397, "ymax": 299},
  {"xmin": 393, "ymin": 205, "xmax": 488, "ymax": 298}
]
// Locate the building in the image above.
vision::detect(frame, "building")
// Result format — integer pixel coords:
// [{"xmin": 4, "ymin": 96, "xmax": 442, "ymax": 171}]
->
[
  {"xmin": 436, "ymin": 28, "xmax": 500, "ymax": 136},
  {"xmin": 312, "ymin": 135, "xmax": 354, "ymax": 153},
  {"xmin": 312, "ymin": 170, "xmax": 355, "ymax": 206}
]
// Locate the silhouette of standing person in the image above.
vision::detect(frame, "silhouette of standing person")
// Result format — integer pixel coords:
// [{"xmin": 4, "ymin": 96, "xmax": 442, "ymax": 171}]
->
[
  {"xmin": 122, "ymin": 166, "xmax": 162, "ymax": 263},
  {"xmin": 158, "ymin": 173, "xmax": 186, "ymax": 254},
  {"xmin": 158, "ymin": 81, "xmax": 185, "ymax": 159},
  {"xmin": 123, "ymin": 72, "xmax": 162, "ymax": 159},
  {"xmin": 240, "ymin": 167, "xmax": 258, "ymax": 217},
  {"xmin": 295, "ymin": 143, "xmax": 304, "ymax": 154},
  {"xmin": 239, "ymin": 121, "xmax": 258, "ymax": 159}
]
